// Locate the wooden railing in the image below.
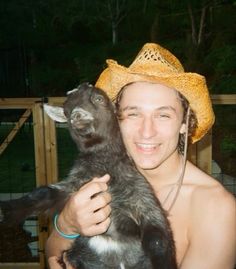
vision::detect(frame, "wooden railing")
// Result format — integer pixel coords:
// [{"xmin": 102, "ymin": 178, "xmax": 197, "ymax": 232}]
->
[{"xmin": 188, "ymin": 94, "xmax": 236, "ymax": 174}]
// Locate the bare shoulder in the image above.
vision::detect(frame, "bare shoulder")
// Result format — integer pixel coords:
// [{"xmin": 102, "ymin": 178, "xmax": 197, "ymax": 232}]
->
[
  {"xmin": 188, "ymin": 160, "xmax": 236, "ymax": 244},
  {"xmin": 186, "ymin": 161, "xmax": 235, "ymax": 212},
  {"xmin": 182, "ymin": 161, "xmax": 236, "ymax": 268},
  {"xmin": 186, "ymin": 161, "xmax": 236, "ymax": 244}
]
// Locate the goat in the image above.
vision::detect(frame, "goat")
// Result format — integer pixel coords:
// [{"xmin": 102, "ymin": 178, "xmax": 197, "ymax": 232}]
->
[{"xmin": 0, "ymin": 83, "xmax": 177, "ymax": 269}]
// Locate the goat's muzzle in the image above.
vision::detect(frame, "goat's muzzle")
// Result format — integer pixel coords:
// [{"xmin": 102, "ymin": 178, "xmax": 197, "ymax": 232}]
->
[{"xmin": 70, "ymin": 107, "xmax": 94, "ymax": 130}]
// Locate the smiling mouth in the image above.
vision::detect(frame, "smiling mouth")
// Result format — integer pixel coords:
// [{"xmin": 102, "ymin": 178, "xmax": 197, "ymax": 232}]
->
[{"xmin": 136, "ymin": 143, "xmax": 160, "ymax": 152}]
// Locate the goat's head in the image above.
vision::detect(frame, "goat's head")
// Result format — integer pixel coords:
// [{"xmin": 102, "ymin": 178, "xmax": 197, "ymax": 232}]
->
[{"xmin": 44, "ymin": 83, "xmax": 119, "ymax": 152}]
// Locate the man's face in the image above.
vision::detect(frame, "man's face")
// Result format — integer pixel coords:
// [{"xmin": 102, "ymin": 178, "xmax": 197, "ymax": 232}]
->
[{"xmin": 118, "ymin": 82, "xmax": 185, "ymax": 171}]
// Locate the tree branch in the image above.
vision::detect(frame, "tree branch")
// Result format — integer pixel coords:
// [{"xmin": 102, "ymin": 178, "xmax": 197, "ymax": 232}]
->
[
  {"xmin": 188, "ymin": 3, "xmax": 197, "ymax": 45},
  {"xmin": 198, "ymin": 5, "xmax": 207, "ymax": 45}
]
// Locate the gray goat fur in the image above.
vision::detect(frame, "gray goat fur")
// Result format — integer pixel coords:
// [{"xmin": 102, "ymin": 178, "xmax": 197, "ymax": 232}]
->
[{"xmin": 0, "ymin": 83, "xmax": 177, "ymax": 269}]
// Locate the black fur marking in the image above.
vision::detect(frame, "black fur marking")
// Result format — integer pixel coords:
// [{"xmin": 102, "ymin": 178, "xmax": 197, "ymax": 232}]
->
[{"xmin": 0, "ymin": 83, "xmax": 177, "ymax": 268}]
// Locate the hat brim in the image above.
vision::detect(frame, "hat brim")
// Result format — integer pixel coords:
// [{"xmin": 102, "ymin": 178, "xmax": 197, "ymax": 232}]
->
[{"xmin": 95, "ymin": 60, "xmax": 215, "ymax": 143}]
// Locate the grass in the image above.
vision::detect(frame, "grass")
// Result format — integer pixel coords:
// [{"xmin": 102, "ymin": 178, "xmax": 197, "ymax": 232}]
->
[{"xmin": 0, "ymin": 124, "xmax": 77, "ymax": 193}]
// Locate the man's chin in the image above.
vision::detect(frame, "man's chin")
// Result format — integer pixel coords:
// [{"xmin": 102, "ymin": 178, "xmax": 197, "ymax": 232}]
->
[{"xmin": 135, "ymin": 159, "xmax": 160, "ymax": 171}]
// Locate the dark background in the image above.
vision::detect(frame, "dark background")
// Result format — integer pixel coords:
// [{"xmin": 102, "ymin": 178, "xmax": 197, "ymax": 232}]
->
[{"xmin": 0, "ymin": 0, "xmax": 235, "ymax": 97}]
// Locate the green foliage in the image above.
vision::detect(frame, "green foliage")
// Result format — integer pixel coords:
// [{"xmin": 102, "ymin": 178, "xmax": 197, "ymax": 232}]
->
[
  {"xmin": 204, "ymin": 45, "xmax": 236, "ymax": 93},
  {"xmin": 28, "ymin": 41, "xmax": 147, "ymax": 96},
  {"xmin": 212, "ymin": 76, "xmax": 236, "ymax": 94},
  {"xmin": 220, "ymin": 136, "xmax": 236, "ymax": 154}
]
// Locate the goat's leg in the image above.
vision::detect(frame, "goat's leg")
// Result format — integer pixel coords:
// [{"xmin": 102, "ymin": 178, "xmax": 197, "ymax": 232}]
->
[
  {"xmin": 138, "ymin": 209, "xmax": 178, "ymax": 269},
  {"xmin": 0, "ymin": 186, "xmax": 68, "ymax": 224},
  {"xmin": 141, "ymin": 223, "xmax": 177, "ymax": 269}
]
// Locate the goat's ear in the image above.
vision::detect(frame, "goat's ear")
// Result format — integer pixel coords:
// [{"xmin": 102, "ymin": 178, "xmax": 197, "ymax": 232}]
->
[{"xmin": 43, "ymin": 104, "xmax": 67, "ymax": 123}]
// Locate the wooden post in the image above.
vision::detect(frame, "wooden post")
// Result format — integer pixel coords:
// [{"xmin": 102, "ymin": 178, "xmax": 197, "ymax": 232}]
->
[
  {"xmin": 188, "ymin": 130, "xmax": 212, "ymax": 174},
  {"xmin": 43, "ymin": 103, "xmax": 59, "ymax": 234},
  {"xmin": 43, "ymin": 111, "xmax": 58, "ymax": 185},
  {"xmin": 196, "ymin": 129, "xmax": 212, "ymax": 174},
  {"xmin": 188, "ymin": 143, "xmax": 197, "ymax": 165},
  {"xmin": 32, "ymin": 102, "xmax": 49, "ymax": 269}
]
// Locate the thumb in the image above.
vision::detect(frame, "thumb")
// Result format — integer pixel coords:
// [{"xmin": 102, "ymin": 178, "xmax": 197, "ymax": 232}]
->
[{"xmin": 92, "ymin": 174, "xmax": 110, "ymax": 183}]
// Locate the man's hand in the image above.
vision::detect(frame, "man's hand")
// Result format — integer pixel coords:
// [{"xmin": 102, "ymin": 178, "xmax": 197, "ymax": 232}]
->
[
  {"xmin": 46, "ymin": 174, "xmax": 111, "ymax": 268},
  {"xmin": 58, "ymin": 174, "xmax": 111, "ymax": 236}
]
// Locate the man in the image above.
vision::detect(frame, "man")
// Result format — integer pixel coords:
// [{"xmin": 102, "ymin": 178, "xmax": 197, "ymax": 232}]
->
[{"xmin": 46, "ymin": 43, "xmax": 236, "ymax": 268}]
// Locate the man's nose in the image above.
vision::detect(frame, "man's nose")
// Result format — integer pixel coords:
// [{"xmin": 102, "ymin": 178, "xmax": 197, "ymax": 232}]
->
[{"xmin": 138, "ymin": 116, "xmax": 157, "ymax": 139}]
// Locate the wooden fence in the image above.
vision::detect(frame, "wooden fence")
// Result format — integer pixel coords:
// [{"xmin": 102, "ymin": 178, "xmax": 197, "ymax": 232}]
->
[{"xmin": 0, "ymin": 94, "xmax": 235, "ymax": 269}]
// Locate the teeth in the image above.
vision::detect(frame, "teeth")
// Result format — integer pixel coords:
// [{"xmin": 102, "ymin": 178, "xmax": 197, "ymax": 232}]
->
[{"xmin": 137, "ymin": 143, "xmax": 156, "ymax": 149}]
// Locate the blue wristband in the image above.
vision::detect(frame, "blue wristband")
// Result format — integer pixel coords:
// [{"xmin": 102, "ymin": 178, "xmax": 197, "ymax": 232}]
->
[{"xmin": 53, "ymin": 214, "xmax": 80, "ymax": 240}]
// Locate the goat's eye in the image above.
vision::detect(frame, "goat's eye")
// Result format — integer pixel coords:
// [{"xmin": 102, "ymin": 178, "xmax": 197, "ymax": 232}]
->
[{"xmin": 92, "ymin": 94, "xmax": 105, "ymax": 104}]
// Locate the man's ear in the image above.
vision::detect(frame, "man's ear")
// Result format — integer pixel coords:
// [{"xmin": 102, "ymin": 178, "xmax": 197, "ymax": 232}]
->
[
  {"xmin": 180, "ymin": 123, "xmax": 186, "ymax": 134},
  {"xmin": 112, "ymin": 102, "xmax": 117, "ymax": 114},
  {"xmin": 43, "ymin": 104, "xmax": 67, "ymax": 123}
]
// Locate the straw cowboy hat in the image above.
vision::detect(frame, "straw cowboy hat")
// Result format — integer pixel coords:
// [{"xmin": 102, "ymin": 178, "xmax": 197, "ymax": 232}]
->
[{"xmin": 95, "ymin": 43, "xmax": 215, "ymax": 143}]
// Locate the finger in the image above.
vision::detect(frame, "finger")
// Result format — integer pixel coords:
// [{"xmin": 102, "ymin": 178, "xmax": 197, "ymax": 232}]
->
[
  {"xmin": 89, "ymin": 192, "xmax": 111, "ymax": 212},
  {"xmin": 63, "ymin": 253, "xmax": 74, "ymax": 269},
  {"xmin": 86, "ymin": 217, "xmax": 111, "ymax": 236},
  {"xmin": 93, "ymin": 204, "xmax": 111, "ymax": 224},
  {"xmin": 60, "ymin": 195, "xmax": 110, "ymax": 233},
  {"xmin": 79, "ymin": 181, "xmax": 109, "ymax": 199},
  {"xmin": 48, "ymin": 256, "xmax": 64, "ymax": 269},
  {"xmin": 92, "ymin": 174, "xmax": 110, "ymax": 183},
  {"xmin": 73, "ymin": 192, "xmax": 111, "ymax": 230},
  {"xmin": 72, "ymin": 175, "xmax": 110, "ymax": 204}
]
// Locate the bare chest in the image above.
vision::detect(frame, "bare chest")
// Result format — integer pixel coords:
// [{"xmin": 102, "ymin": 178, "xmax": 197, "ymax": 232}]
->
[
  {"xmin": 168, "ymin": 208, "xmax": 189, "ymax": 265},
  {"xmin": 157, "ymin": 189, "xmax": 191, "ymax": 265}
]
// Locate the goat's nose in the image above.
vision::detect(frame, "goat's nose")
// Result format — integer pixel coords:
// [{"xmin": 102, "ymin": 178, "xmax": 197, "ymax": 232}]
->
[
  {"xmin": 70, "ymin": 111, "xmax": 80, "ymax": 123},
  {"xmin": 73, "ymin": 112, "xmax": 82, "ymax": 120},
  {"xmin": 70, "ymin": 114, "xmax": 85, "ymax": 130},
  {"xmin": 70, "ymin": 107, "xmax": 94, "ymax": 123}
]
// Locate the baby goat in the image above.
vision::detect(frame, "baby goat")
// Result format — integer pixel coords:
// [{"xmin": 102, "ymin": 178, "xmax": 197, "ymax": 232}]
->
[{"xmin": 0, "ymin": 83, "xmax": 177, "ymax": 269}]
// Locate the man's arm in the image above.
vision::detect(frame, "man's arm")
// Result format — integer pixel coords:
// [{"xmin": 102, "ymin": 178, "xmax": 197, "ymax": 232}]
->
[
  {"xmin": 46, "ymin": 229, "xmax": 74, "ymax": 269},
  {"xmin": 46, "ymin": 175, "xmax": 111, "ymax": 269},
  {"xmin": 180, "ymin": 185, "xmax": 236, "ymax": 269}
]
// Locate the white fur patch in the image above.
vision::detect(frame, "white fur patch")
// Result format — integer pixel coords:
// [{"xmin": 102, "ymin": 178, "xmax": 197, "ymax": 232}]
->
[
  {"xmin": 50, "ymin": 184, "xmax": 63, "ymax": 190},
  {"xmin": 120, "ymin": 262, "xmax": 125, "ymax": 269},
  {"xmin": 67, "ymin": 84, "xmax": 93, "ymax": 96},
  {"xmin": 67, "ymin": 88, "xmax": 79, "ymax": 95},
  {"xmin": 88, "ymin": 236, "xmax": 123, "ymax": 255}
]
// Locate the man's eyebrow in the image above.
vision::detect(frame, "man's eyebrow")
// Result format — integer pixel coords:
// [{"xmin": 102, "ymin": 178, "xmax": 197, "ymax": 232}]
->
[
  {"xmin": 120, "ymin": 106, "xmax": 138, "ymax": 112},
  {"xmin": 157, "ymin": 106, "xmax": 177, "ymax": 112},
  {"xmin": 120, "ymin": 105, "xmax": 176, "ymax": 112}
]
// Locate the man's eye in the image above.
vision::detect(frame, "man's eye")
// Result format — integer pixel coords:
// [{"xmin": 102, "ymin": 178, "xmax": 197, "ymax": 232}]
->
[
  {"xmin": 127, "ymin": 113, "xmax": 139, "ymax": 118},
  {"xmin": 159, "ymin": 114, "xmax": 170, "ymax": 119}
]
